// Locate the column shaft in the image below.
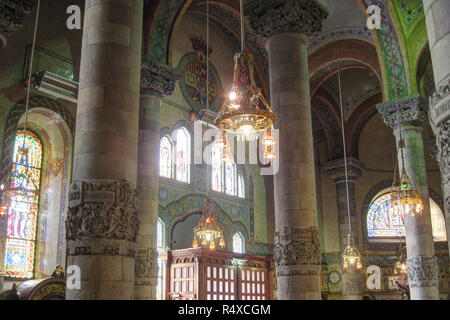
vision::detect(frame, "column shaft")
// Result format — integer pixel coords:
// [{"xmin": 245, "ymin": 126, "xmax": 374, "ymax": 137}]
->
[
  {"xmin": 66, "ymin": 0, "xmax": 143, "ymax": 300},
  {"xmin": 267, "ymin": 33, "xmax": 321, "ymax": 300},
  {"xmin": 378, "ymin": 96, "xmax": 440, "ymax": 300},
  {"xmin": 424, "ymin": 0, "xmax": 450, "ymax": 254},
  {"xmin": 134, "ymin": 96, "xmax": 161, "ymax": 300}
]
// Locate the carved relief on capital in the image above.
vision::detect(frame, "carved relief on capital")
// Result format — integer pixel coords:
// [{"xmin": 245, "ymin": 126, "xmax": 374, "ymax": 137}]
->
[
  {"xmin": 377, "ymin": 94, "xmax": 428, "ymax": 130},
  {"xmin": 0, "ymin": 0, "xmax": 34, "ymax": 48},
  {"xmin": 406, "ymin": 255, "xmax": 439, "ymax": 288},
  {"xmin": 325, "ymin": 157, "xmax": 363, "ymax": 183},
  {"xmin": 245, "ymin": 0, "xmax": 328, "ymax": 39},
  {"xmin": 66, "ymin": 179, "xmax": 140, "ymax": 243},
  {"xmin": 342, "ymin": 271, "xmax": 364, "ymax": 297},
  {"xmin": 274, "ymin": 226, "xmax": 321, "ymax": 276},
  {"xmin": 429, "ymin": 78, "xmax": 450, "ymax": 127},
  {"xmin": 135, "ymin": 247, "xmax": 159, "ymax": 279},
  {"xmin": 141, "ymin": 59, "xmax": 182, "ymax": 99},
  {"xmin": 434, "ymin": 120, "xmax": 450, "ymax": 184}
]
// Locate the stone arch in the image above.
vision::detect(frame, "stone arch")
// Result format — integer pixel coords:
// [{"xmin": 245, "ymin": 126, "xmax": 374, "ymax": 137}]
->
[
  {"xmin": 0, "ymin": 95, "xmax": 74, "ymax": 186},
  {"xmin": 361, "ymin": 179, "xmax": 446, "ymax": 251}
]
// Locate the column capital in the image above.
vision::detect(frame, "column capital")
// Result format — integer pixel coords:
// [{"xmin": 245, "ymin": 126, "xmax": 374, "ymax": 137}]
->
[
  {"xmin": 429, "ymin": 78, "xmax": 450, "ymax": 128},
  {"xmin": 325, "ymin": 157, "xmax": 363, "ymax": 183},
  {"xmin": 140, "ymin": 58, "xmax": 182, "ymax": 99},
  {"xmin": 245, "ymin": 0, "xmax": 329, "ymax": 40},
  {"xmin": 377, "ymin": 94, "xmax": 428, "ymax": 130},
  {"xmin": 66, "ymin": 179, "xmax": 140, "ymax": 245},
  {"xmin": 0, "ymin": 0, "xmax": 34, "ymax": 49}
]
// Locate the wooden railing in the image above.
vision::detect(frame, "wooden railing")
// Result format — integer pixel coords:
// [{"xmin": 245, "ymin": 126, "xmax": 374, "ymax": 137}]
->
[{"xmin": 163, "ymin": 248, "xmax": 274, "ymax": 300}]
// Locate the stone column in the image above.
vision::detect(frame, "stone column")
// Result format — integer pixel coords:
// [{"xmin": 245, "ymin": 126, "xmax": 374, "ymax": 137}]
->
[
  {"xmin": 246, "ymin": 0, "xmax": 328, "ymax": 300},
  {"xmin": 377, "ymin": 95, "xmax": 440, "ymax": 300},
  {"xmin": 325, "ymin": 158, "xmax": 363, "ymax": 250},
  {"xmin": 424, "ymin": 0, "xmax": 450, "ymax": 252},
  {"xmin": 325, "ymin": 157, "xmax": 364, "ymax": 300},
  {"xmin": 134, "ymin": 60, "xmax": 180, "ymax": 300},
  {"xmin": 66, "ymin": 0, "xmax": 143, "ymax": 300}
]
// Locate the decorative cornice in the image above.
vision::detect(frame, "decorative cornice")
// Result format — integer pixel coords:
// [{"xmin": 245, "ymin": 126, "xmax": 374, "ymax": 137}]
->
[
  {"xmin": 325, "ymin": 157, "xmax": 364, "ymax": 183},
  {"xmin": 66, "ymin": 179, "xmax": 140, "ymax": 244},
  {"xmin": 141, "ymin": 59, "xmax": 182, "ymax": 99},
  {"xmin": 274, "ymin": 226, "xmax": 321, "ymax": 276},
  {"xmin": 377, "ymin": 94, "xmax": 428, "ymax": 129},
  {"xmin": 245, "ymin": 0, "xmax": 329, "ymax": 39},
  {"xmin": 0, "ymin": 0, "xmax": 34, "ymax": 48}
]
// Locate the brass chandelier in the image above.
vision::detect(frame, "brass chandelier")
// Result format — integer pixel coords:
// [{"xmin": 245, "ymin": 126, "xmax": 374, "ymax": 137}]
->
[
  {"xmin": 192, "ymin": 197, "xmax": 226, "ymax": 250},
  {"xmin": 393, "ymin": 245, "xmax": 407, "ymax": 276},
  {"xmin": 386, "ymin": 6, "xmax": 423, "ymax": 219},
  {"xmin": 214, "ymin": 0, "xmax": 277, "ymax": 160}
]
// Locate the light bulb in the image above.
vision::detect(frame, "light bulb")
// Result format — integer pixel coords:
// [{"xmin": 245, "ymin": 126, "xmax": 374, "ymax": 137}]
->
[{"xmin": 229, "ymin": 91, "xmax": 237, "ymax": 101}]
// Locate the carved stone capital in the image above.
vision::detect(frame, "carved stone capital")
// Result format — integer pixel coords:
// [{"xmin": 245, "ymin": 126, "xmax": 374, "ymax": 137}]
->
[
  {"xmin": 342, "ymin": 271, "xmax": 364, "ymax": 297},
  {"xmin": 245, "ymin": 0, "xmax": 329, "ymax": 39},
  {"xmin": 406, "ymin": 255, "xmax": 439, "ymax": 288},
  {"xmin": 429, "ymin": 78, "xmax": 450, "ymax": 128},
  {"xmin": 377, "ymin": 94, "xmax": 428, "ymax": 130},
  {"xmin": 0, "ymin": 0, "xmax": 34, "ymax": 48},
  {"xmin": 66, "ymin": 179, "xmax": 140, "ymax": 244},
  {"xmin": 141, "ymin": 59, "xmax": 182, "ymax": 99},
  {"xmin": 325, "ymin": 157, "xmax": 363, "ymax": 183},
  {"xmin": 135, "ymin": 247, "xmax": 159, "ymax": 281},
  {"xmin": 274, "ymin": 226, "xmax": 321, "ymax": 276}
]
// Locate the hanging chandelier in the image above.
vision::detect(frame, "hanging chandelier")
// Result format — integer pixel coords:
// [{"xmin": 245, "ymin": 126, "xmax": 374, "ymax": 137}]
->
[
  {"xmin": 390, "ymin": 167, "xmax": 423, "ymax": 218},
  {"xmin": 393, "ymin": 245, "xmax": 407, "ymax": 276},
  {"xmin": 214, "ymin": 0, "xmax": 277, "ymax": 161},
  {"xmin": 386, "ymin": 6, "xmax": 423, "ymax": 219},
  {"xmin": 342, "ymin": 234, "xmax": 362, "ymax": 270},
  {"xmin": 192, "ymin": 197, "xmax": 226, "ymax": 250},
  {"xmin": 215, "ymin": 50, "xmax": 277, "ymax": 141}
]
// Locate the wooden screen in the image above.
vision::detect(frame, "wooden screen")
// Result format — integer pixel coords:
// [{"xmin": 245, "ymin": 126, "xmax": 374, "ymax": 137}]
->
[{"xmin": 165, "ymin": 248, "xmax": 274, "ymax": 300}]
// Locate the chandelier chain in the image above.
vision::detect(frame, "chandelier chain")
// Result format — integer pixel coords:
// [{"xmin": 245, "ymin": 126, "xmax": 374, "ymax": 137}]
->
[{"xmin": 337, "ymin": 71, "xmax": 352, "ymax": 235}]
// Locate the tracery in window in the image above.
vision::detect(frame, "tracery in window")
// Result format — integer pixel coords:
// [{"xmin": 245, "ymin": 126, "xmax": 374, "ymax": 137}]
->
[
  {"xmin": 367, "ymin": 192, "xmax": 447, "ymax": 242},
  {"xmin": 160, "ymin": 136, "xmax": 172, "ymax": 179},
  {"xmin": 232, "ymin": 232, "xmax": 245, "ymax": 254},
  {"xmin": 175, "ymin": 128, "xmax": 191, "ymax": 183},
  {"xmin": 4, "ymin": 131, "xmax": 42, "ymax": 279}
]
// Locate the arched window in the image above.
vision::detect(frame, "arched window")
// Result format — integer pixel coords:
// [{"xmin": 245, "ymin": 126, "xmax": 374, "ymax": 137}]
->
[
  {"xmin": 175, "ymin": 128, "xmax": 190, "ymax": 183},
  {"xmin": 225, "ymin": 161, "xmax": 236, "ymax": 196},
  {"xmin": 232, "ymin": 232, "xmax": 245, "ymax": 254},
  {"xmin": 160, "ymin": 136, "xmax": 172, "ymax": 178},
  {"xmin": 212, "ymin": 144, "xmax": 223, "ymax": 192},
  {"xmin": 367, "ymin": 192, "xmax": 447, "ymax": 242},
  {"xmin": 156, "ymin": 218, "xmax": 165, "ymax": 300},
  {"xmin": 4, "ymin": 131, "xmax": 43, "ymax": 279},
  {"xmin": 238, "ymin": 172, "xmax": 245, "ymax": 199}
]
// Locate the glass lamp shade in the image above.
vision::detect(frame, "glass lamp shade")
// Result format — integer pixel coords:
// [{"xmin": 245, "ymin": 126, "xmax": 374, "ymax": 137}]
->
[
  {"xmin": 192, "ymin": 198, "xmax": 226, "ymax": 250},
  {"xmin": 342, "ymin": 234, "xmax": 362, "ymax": 270},
  {"xmin": 391, "ymin": 168, "xmax": 423, "ymax": 218},
  {"xmin": 393, "ymin": 245, "xmax": 407, "ymax": 275}
]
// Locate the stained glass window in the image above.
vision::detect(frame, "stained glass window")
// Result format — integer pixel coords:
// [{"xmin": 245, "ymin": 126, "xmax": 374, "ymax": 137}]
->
[
  {"xmin": 232, "ymin": 232, "xmax": 245, "ymax": 254},
  {"xmin": 212, "ymin": 144, "xmax": 223, "ymax": 192},
  {"xmin": 367, "ymin": 192, "xmax": 447, "ymax": 242},
  {"xmin": 160, "ymin": 136, "xmax": 172, "ymax": 178},
  {"xmin": 4, "ymin": 131, "xmax": 42, "ymax": 279},
  {"xmin": 225, "ymin": 162, "xmax": 236, "ymax": 196},
  {"xmin": 175, "ymin": 128, "xmax": 190, "ymax": 183},
  {"xmin": 238, "ymin": 172, "xmax": 245, "ymax": 199}
]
